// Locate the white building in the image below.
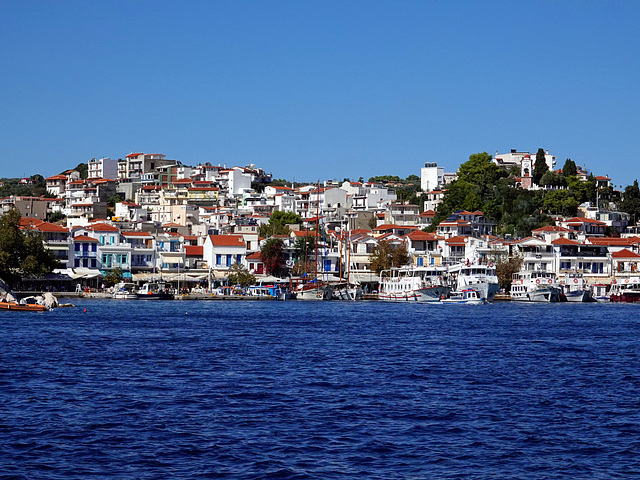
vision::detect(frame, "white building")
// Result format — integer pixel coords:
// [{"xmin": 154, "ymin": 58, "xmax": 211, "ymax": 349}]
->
[
  {"xmin": 420, "ymin": 162, "xmax": 445, "ymax": 192},
  {"xmin": 88, "ymin": 157, "xmax": 118, "ymax": 179}
]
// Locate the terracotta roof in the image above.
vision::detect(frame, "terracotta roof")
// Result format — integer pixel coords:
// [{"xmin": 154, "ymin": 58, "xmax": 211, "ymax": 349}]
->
[
  {"xmin": 121, "ymin": 231, "xmax": 152, "ymax": 237},
  {"xmin": 34, "ymin": 222, "xmax": 69, "ymax": 233},
  {"xmin": 208, "ymin": 234, "xmax": 245, "ymax": 247},
  {"xmin": 563, "ymin": 217, "xmax": 607, "ymax": 226},
  {"xmin": 587, "ymin": 237, "xmax": 639, "ymax": 246},
  {"xmin": 374, "ymin": 224, "xmax": 419, "ymax": 231},
  {"xmin": 73, "ymin": 235, "xmax": 99, "ymax": 242},
  {"xmin": 404, "ymin": 230, "xmax": 439, "ymax": 241},
  {"xmin": 245, "ymin": 251, "xmax": 262, "ymax": 260},
  {"xmin": 87, "ymin": 223, "xmax": 119, "ymax": 232},
  {"xmin": 185, "ymin": 246, "xmax": 203, "ymax": 256},
  {"xmin": 445, "ymin": 235, "xmax": 468, "ymax": 245},
  {"xmin": 532, "ymin": 225, "xmax": 571, "ymax": 233},
  {"xmin": 551, "ymin": 237, "xmax": 582, "ymax": 245},
  {"xmin": 126, "ymin": 152, "xmax": 143, "ymax": 158},
  {"xmin": 612, "ymin": 249, "xmax": 640, "ymax": 258}
]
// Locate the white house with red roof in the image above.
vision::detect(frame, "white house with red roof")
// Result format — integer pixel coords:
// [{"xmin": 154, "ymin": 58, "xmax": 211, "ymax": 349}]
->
[
  {"xmin": 21, "ymin": 219, "xmax": 72, "ymax": 268},
  {"xmin": 403, "ymin": 230, "xmax": 441, "ymax": 266},
  {"xmin": 551, "ymin": 237, "xmax": 609, "ymax": 277},
  {"xmin": 557, "ymin": 217, "xmax": 607, "ymax": 236},
  {"xmin": 611, "ymin": 249, "xmax": 640, "ymax": 275},
  {"xmin": 203, "ymin": 234, "xmax": 248, "ymax": 275}
]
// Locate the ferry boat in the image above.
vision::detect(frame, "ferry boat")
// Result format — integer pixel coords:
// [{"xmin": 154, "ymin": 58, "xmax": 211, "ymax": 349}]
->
[
  {"xmin": 510, "ymin": 270, "xmax": 564, "ymax": 302},
  {"xmin": 558, "ymin": 274, "xmax": 595, "ymax": 302},
  {"xmin": 378, "ymin": 266, "xmax": 451, "ymax": 302},
  {"xmin": 448, "ymin": 261, "xmax": 500, "ymax": 302},
  {"xmin": 609, "ymin": 277, "xmax": 640, "ymax": 303}
]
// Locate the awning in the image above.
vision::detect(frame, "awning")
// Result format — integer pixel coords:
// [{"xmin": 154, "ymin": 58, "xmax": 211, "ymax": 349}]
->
[{"xmin": 72, "ymin": 268, "xmax": 102, "ymax": 279}]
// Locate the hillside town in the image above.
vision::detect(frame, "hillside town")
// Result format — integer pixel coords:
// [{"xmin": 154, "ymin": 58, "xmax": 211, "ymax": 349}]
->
[{"xmin": 1, "ymin": 148, "xmax": 640, "ymax": 302}]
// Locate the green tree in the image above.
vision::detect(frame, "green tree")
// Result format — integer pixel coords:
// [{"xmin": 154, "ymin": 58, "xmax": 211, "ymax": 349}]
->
[
  {"xmin": 103, "ymin": 267, "xmax": 123, "ymax": 287},
  {"xmin": 260, "ymin": 238, "xmax": 285, "ymax": 276},
  {"xmin": 369, "ymin": 240, "xmax": 410, "ymax": 274},
  {"xmin": 47, "ymin": 211, "xmax": 66, "ymax": 223},
  {"xmin": 620, "ymin": 179, "xmax": 640, "ymax": 224},
  {"xmin": 258, "ymin": 211, "xmax": 302, "ymax": 237},
  {"xmin": 107, "ymin": 193, "xmax": 124, "ymax": 205},
  {"xmin": 543, "ymin": 190, "xmax": 580, "ymax": 216},
  {"xmin": 562, "ymin": 158, "xmax": 577, "ymax": 177},
  {"xmin": 429, "ymin": 152, "xmax": 506, "ymax": 228},
  {"xmin": 0, "ymin": 209, "xmax": 59, "ymax": 286},
  {"xmin": 533, "ymin": 148, "xmax": 549, "ymax": 185},
  {"xmin": 495, "ymin": 253, "xmax": 523, "ymax": 292},
  {"xmin": 227, "ymin": 262, "xmax": 255, "ymax": 287},
  {"xmin": 292, "ymin": 233, "xmax": 317, "ymax": 275}
]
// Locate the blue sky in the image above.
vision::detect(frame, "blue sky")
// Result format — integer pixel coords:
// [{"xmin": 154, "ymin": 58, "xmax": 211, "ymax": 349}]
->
[{"xmin": 1, "ymin": 1, "xmax": 638, "ymax": 188}]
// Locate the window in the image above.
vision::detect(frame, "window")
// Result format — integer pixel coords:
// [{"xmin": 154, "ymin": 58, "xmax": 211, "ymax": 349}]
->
[{"xmin": 216, "ymin": 254, "xmax": 222, "ymax": 265}]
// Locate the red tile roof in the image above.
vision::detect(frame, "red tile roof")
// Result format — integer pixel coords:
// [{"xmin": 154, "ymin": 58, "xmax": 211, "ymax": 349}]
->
[
  {"xmin": 208, "ymin": 234, "xmax": 245, "ymax": 247},
  {"xmin": 185, "ymin": 246, "xmax": 203, "ymax": 256},
  {"xmin": 87, "ymin": 223, "xmax": 119, "ymax": 232},
  {"xmin": 612, "ymin": 249, "xmax": 640, "ymax": 258},
  {"xmin": 73, "ymin": 235, "xmax": 99, "ymax": 242}
]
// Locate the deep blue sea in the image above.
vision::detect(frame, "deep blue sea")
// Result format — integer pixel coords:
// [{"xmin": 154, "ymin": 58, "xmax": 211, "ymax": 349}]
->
[{"xmin": 1, "ymin": 300, "xmax": 640, "ymax": 479}]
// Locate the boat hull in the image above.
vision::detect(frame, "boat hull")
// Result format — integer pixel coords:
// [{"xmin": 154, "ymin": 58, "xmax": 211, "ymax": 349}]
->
[
  {"xmin": 378, "ymin": 285, "xmax": 450, "ymax": 302},
  {"xmin": 0, "ymin": 301, "xmax": 48, "ymax": 312},
  {"xmin": 512, "ymin": 286, "xmax": 564, "ymax": 302}
]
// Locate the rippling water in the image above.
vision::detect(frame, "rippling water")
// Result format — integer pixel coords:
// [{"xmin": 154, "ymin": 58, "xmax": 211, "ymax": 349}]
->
[{"xmin": 1, "ymin": 300, "xmax": 640, "ymax": 479}]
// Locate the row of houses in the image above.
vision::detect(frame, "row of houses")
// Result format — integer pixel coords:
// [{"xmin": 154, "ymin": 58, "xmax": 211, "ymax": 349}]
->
[{"xmin": 22, "ymin": 208, "xmax": 640, "ymax": 289}]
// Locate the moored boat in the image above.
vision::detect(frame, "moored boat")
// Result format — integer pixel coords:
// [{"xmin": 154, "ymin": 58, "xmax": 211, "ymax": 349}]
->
[
  {"xmin": 448, "ymin": 261, "xmax": 500, "ymax": 302},
  {"xmin": 378, "ymin": 266, "xmax": 450, "ymax": 302},
  {"xmin": 510, "ymin": 270, "xmax": 564, "ymax": 302},
  {"xmin": 590, "ymin": 283, "xmax": 610, "ymax": 302},
  {"xmin": 609, "ymin": 277, "xmax": 640, "ymax": 303},
  {"xmin": 112, "ymin": 282, "xmax": 138, "ymax": 300},
  {"xmin": 559, "ymin": 274, "xmax": 596, "ymax": 302},
  {"xmin": 136, "ymin": 281, "xmax": 173, "ymax": 300},
  {"xmin": 441, "ymin": 289, "xmax": 487, "ymax": 305},
  {"xmin": 0, "ymin": 301, "xmax": 48, "ymax": 312}
]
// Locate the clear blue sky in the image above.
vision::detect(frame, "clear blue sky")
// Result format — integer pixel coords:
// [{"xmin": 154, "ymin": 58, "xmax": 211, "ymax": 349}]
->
[{"xmin": 1, "ymin": 1, "xmax": 638, "ymax": 188}]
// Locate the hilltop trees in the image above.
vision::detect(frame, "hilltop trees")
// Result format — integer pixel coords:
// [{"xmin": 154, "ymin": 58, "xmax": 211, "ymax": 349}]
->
[
  {"xmin": 562, "ymin": 158, "xmax": 578, "ymax": 177},
  {"xmin": 533, "ymin": 148, "xmax": 549, "ymax": 184},
  {"xmin": 430, "ymin": 152, "xmax": 507, "ymax": 227}
]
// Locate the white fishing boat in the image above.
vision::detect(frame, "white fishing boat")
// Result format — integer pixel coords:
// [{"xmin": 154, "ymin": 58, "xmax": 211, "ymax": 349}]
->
[
  {"xmin": 590, "ymin": 283, "xmax": 610, "ymax": 302},
  {"xmin": 448, "ymin": 261, "xmax": 500, "ymax": 302},
  {"xmin": 378, "ymin": 266, "xmax": 451, "ymax": 302},
  {"xmin": 136, "ymin": 280, "xmax": 173, "ymax": 300},
  {"xmin": 559, "ymin": 274, "xmax": 595, "ymax": 302},
  {"xmin": 510, "ymin": 270, "xmax": 564, "ymax": 302},
  {"xmin": 441, "ymin": 289, "xmax": 487, "ymax": 305},
  {"xmin": 112, "ymin": 282, "xmax": 138, "ymax": 300}
]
